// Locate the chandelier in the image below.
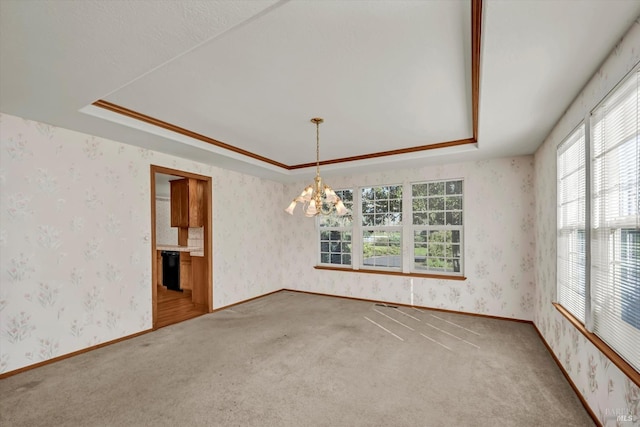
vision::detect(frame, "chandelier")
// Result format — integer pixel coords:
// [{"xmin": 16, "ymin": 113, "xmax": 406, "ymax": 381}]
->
[{"xmin": 285, "ymin": 118, "xmax": 348, "ymax": 217}]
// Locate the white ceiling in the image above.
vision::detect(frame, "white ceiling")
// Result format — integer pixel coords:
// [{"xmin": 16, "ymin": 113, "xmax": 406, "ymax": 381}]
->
[{"xmin": 1, "ymin": 0, "xmax": 639, "ymax": 182}]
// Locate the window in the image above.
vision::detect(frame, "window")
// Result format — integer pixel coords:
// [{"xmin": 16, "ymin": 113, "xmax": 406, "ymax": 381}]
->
[
  {"xmin": 412, "ymin": 180, "xmax": 463, "ymax": 274},
  {"xmin": 319, "ymin": 189, "xmax": 353, "ymax": 266},
  {"xmin": 361, "ymin": 185, "xmax": 402, "ymax": 269},
  {"xmin": 317, "ymin": 180, "xmax": 465, "ymax": 278},
  {"xmin": 556, "ymin": 67, "xmax": 639, "ymax": 372},
  {"xmin": 557, "ymin": 124, "xmax": 587, "ymax": 322},
  {"xmin": 620, "ymin": 229, "xmax": 639, "ymax": 329},
  {"xmin": 590, "ymin": 68, "xmax": 639, "ymax": 370}
]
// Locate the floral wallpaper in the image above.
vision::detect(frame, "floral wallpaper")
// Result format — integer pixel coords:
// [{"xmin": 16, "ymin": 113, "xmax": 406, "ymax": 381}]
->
[
  {"xmin": 1, "ymin": 21, "xmax": 637, "ymax": 425},
  {"xmin": 533, "ymin": 20, "xmax": 640, "ymax": 426},
  {"xmin": 281, "ymin": 155, "xmax": 536, "ymax": 321},
  {"xmin": 0, "ymin": 113, "xmax": 284, "ymax": 374}
]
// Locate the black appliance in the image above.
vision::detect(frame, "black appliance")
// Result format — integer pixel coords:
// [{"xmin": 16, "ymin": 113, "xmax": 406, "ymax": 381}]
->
[{"xmin": 161, "ymin": 251, "xmax": 181, "ymax": 291}]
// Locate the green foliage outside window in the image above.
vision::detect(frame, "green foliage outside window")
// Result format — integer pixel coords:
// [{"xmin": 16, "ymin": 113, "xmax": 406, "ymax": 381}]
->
[
  {"xmin": 362, "ymin": 232, "xmax": 401, "ymax": 259},
  {"xmin": 319, "ymin": 190, "xmax": 353, "ymax": 266},
  {"xmin": 361, "ymin": 185, "xmax": 402, "ymax": 226},
  {"xmin": 413, "ymin": 180, "xmax": 463, "ymax": 273}
]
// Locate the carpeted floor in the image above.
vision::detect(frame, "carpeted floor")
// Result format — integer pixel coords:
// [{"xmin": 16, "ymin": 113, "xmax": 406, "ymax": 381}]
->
[{"xmin": 0, "ymin": 291, "xmax": 594, "ymax": 426}]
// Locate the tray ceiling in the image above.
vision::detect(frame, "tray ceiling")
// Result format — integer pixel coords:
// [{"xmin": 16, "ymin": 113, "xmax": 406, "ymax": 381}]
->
[{"xmin": 1, "ymin": 0, "xmax": 639, "ymax": 181}]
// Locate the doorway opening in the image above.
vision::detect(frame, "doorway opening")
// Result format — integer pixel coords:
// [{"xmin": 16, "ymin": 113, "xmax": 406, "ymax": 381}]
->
[{"xmin": 150, "ymin": 165, "xmax": 212, "ymax": 329}]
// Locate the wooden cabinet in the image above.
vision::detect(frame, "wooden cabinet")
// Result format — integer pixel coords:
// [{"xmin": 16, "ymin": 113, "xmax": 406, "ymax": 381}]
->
[
  {"xmin": 180, "ymin": 252, "xmax": 192, "ymax": 291},
  {"xmin": 170, "ymin": 178, "xmax": 204, "ymax": 227},
  {"xmin": 191, "ymin": 256, "xmax": 207, "ymax": 309},
  {"xmin": 170, "ymin": 179, "xmax": 188, "ymax": 227},
  {"xmin": 156, "ymin": 250, "xmax": 163, "ymax": 287}
]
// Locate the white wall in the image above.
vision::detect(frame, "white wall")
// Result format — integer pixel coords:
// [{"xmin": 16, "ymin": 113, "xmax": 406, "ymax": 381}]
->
[
  {"xmin": 282, "ymin": 156, "xmax": 536, "ymax": 320},
  {"xmin": 533, "ymin": 20, "xmax": 640, "ymax": 425},
  {"xmin": 3, "ymin": 25, "xmax": 637, "ymax": 421},
  {"xmin": 0, "ymin": 113, "xmax": 284, "ymax": 373},
  {"xmin": 155, "ymin": 198, "xmax": 177, "ymax": 245}
]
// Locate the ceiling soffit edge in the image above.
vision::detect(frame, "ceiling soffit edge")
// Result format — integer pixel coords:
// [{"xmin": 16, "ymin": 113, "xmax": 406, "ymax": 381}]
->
[{"xmin": 91, "ymin": 0, "xmax": 483, "ymax": 172}]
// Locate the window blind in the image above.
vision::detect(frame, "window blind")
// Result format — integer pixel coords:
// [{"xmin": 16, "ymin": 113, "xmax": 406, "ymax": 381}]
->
[
  {"xmin": 590, "ymin": 68, "xmax": 640, "ymax": 371},
  {"xmin": 557, "ymin": 124, "xmax": 587, "ymax": 322}
]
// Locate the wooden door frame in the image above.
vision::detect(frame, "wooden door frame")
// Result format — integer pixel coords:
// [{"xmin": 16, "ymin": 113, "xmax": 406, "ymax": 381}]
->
[{"xmin": 150, "ymin": 165, "xmax": 213, "ymax": 329}]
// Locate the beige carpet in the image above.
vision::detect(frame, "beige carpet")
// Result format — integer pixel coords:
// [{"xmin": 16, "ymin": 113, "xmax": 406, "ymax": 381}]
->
[{"xmin": 0, "ymin": 290, "xmax": 594, "ymax": 426}]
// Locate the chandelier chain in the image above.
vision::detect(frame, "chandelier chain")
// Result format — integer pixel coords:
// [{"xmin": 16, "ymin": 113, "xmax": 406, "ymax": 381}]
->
[{"xmin": 316, "ymin": 119, "xmax": 320, "ymax": 177}]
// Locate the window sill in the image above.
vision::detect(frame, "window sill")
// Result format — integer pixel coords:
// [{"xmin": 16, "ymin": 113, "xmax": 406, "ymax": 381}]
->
[
  {"xmin": 314, "ymin": 265, "xmax": 466, "ymax": 281},
  {"xmin": 553, "ymin": 303, "xmax": 639, "ymax": 385}
]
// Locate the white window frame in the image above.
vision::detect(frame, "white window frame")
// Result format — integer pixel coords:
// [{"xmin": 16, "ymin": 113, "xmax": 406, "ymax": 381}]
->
[
  {"xmin": 556, "ymin": 123, "xmax": 589, "ymax": 324},
  {"xmin": 360, "ymin": 184, "xmax": 403, "ymax": 271},
  {"xmin": 317, "ymin": 189, "xmax": 354, "ymax": 268},
  {"xmin": 556, "ymin": 65, "xmax": 639, "ymax": 373},
  {"xmin": 410, "ymin": 179, "xmax": 464, "ymax": 276},
  {"xmin": 315, "ymin": 180, "xmax": 465, "ymax": 279}
]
